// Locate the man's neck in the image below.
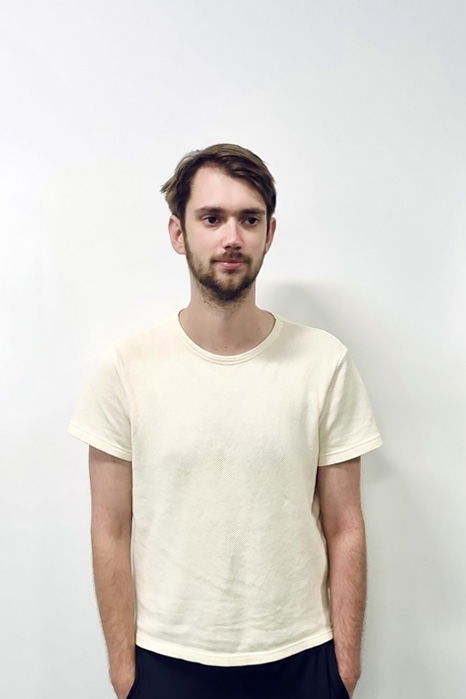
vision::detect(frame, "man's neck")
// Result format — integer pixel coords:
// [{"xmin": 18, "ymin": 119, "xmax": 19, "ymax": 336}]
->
[{"xmin": 178, "ymin": 305, "xmax": 276, "ymax": 356}]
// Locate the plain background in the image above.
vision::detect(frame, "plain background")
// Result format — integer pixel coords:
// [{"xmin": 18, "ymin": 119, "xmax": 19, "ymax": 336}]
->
[{"xmin": 2, "ymin": 1, "xmax": 465, "ymax": 697}]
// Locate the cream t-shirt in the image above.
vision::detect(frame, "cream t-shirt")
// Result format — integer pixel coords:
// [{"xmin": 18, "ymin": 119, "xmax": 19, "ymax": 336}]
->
[{"xmin": 67, "ymin": 310, "xmax": 383, "ymax": 667}]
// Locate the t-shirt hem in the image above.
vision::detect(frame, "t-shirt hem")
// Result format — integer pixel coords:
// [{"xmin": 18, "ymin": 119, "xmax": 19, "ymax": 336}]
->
[
  {"xmin": 318, "ymin": 433, "xmax": 383, "ymax": 466},
  {"xmin": 67, "ymin": 422, "xmax": 132, "ymax": 461},
  {"xmin": 135, "ymin": 627, "xmax": 334, "ymax": 666}
]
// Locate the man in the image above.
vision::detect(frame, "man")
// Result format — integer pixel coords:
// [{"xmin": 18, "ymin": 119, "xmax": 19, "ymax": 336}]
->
[{"xmin": 67, "ymin": 143, "xmax": 383, "ymax": 699}]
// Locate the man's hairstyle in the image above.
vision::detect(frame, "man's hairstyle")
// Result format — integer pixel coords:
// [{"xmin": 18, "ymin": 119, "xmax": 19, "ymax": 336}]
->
[{"xmin": 160, "ymin": 143, "xmax": 277, "ymax": 232}]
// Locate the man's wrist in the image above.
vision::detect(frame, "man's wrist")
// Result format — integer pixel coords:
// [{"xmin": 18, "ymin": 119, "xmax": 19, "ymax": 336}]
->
[
  {"xmin": 109, "ymin": 645, "xmax": 135, "ymax": 671},
  {"xmin": 341, "ymin": 671, "xmax": 361, "ymax": 682}
]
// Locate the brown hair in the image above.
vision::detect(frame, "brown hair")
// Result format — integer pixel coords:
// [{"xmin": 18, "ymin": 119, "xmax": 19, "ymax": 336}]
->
[{"xmin": 160, "ymin": 143, "xmax": 276, "ymax": 232}]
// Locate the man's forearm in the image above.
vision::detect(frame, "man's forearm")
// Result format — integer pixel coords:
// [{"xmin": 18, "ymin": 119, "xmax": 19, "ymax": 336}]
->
[
  {"xmin": 91, "ymin": 530, "xmax": 136, "ymax": 675},
  {"xmin": 326, "ymin": 525, "xmax": 367, "ymax": 682}
]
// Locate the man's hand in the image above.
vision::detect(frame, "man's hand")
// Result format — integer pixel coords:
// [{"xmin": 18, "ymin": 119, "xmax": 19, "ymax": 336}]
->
[
  {"xmin": 340, "ymin": 672, "xmax": 359, "ymax": 698},
  {"xmin": 110, "ymin": 663, "xmax": 136, "ymax": 699},
  {"xmin": 338, "ymin": 657, "xmax": 360, "ymax": 697}
]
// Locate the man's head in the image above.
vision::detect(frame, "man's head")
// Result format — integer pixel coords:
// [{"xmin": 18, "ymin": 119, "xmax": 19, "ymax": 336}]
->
[{"xmin": 161, "ymin": 143, "xmax": 277, "ymax": 305}]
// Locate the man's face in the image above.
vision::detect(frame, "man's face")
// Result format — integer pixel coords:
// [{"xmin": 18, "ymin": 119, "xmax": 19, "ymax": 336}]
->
[{"xmin": 175, "ymin": 165, "xmax": 275, "ymax": 304}]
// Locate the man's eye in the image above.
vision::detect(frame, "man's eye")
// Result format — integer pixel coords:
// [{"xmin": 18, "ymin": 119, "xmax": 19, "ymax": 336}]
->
[{"xmin": 203, "ymin": 216, "xmax": 259, "ymax": 225}]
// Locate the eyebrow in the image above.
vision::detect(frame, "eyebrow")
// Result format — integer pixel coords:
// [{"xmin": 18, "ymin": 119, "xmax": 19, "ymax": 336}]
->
[{"xmin": 194, "ymin": 206, "xmax": 266, "ymax": 217}]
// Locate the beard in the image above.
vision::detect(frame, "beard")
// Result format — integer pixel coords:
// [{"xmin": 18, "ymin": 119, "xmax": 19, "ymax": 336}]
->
[{"xmin": 182, "ymin": 229, "xmax": 266, "ymax": 304}]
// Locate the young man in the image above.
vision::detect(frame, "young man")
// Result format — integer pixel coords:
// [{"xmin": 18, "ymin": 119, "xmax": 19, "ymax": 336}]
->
[{"xmin": 67, "ymin": 143, "xmax": 383, "ymax": 699}]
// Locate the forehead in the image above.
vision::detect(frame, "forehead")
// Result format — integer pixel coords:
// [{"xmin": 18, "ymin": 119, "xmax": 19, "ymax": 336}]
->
[{"xmin": 187, "ymin": 165, "xmax": 265, "ymax": 211}]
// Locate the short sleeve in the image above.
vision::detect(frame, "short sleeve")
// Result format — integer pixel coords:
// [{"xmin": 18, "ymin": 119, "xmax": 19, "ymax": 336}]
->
[
  {"xmin": 67, "ymin": 344, "xmax": 132, "ymax": 461},
  {"xmin": 318, "ymin": 348, "xmax": 383, "ymax": 466}
]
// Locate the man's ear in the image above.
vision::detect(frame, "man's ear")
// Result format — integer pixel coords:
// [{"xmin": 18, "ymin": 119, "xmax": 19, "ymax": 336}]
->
[
  {"xmin": 265, "ymin": 217, "xmax": 276, "ymax": 253},
  {"xmin": 168, "ymin": 214, "xmax": 186, "ymax": 255}
]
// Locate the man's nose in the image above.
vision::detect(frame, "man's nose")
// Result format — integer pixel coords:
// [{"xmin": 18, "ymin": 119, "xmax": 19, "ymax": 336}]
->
[{"xmin": 222, "ymin": 217, "xmax": 242, "ymax": 245}]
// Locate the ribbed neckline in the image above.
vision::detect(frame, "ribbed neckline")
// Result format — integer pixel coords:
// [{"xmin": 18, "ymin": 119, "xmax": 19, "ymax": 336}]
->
[{"xmin": 172, "ymin": 309, "xmax": 284, "ymax": 364}]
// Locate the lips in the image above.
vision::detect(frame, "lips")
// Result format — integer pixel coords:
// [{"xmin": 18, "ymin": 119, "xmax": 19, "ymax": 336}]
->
[{"xmin": 216, "ymin": 261, "xmax": 244, "ymax": 268}]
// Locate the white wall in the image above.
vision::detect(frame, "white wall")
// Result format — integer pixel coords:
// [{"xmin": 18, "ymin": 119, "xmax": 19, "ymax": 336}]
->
[{"xmin": 2, "ymin": 1, "xmax": 465, "ymax": 697}]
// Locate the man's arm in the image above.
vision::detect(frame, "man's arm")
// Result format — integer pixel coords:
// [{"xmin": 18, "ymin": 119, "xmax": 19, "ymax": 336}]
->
[
  {"xmin": 89, "ymin": 445, "xmax": 135, "ymax": 698},
  {"xmin": 316, "ymin": 455, "xmax": 366, "ymax": 698}
]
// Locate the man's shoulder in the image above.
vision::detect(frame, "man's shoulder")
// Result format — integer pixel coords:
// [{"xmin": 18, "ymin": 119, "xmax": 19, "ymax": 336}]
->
[{"xmin": 277, "ymin": 314, "xmax": 347, "ymax": 358}]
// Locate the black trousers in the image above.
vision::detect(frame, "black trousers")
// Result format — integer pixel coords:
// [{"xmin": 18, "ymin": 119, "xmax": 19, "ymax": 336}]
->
[{"xmin": 127, "ymin": 638, "xmax": 350, "ymax": 699}]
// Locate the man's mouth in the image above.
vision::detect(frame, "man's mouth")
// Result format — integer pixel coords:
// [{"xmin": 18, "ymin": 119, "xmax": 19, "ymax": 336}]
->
[{"xmin": 216, "ymin": 260, "xmax": 245, "ymax": 269}]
